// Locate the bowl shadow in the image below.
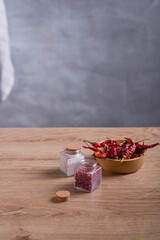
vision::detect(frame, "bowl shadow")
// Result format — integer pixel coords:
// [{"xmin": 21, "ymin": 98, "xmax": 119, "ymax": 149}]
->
[{"xmin": 102, "ymin": 170, "xmax": 124, "ymax": 177}]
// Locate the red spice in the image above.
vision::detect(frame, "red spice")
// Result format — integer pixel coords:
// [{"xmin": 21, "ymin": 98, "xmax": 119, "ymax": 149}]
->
[
  {"xmin": 136, "ymin": 143, "xmax": 160, "ymax": 150},
  {"xmin": 75, "ymin": 159, "xmax": 102, "ymax": 192},
  {"xmin": 83, "ymin": 145, "xmax": 103, "ymax": 153},
  {"xmin": 83, "ymin": 138, "xmax": 160, "ymax": 160}
]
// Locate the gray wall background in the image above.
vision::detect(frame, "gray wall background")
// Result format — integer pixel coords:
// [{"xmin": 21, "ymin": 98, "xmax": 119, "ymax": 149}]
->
[{"xmin": 0, "ymin": 0, "xmax": 160, "ymax": 127}]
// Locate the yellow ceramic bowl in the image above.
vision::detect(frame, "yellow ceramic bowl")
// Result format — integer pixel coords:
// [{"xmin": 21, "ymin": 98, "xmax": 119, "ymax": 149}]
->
[{"xmin": 95, "ymin": 138, "xmax": 147, "ymax": 174}]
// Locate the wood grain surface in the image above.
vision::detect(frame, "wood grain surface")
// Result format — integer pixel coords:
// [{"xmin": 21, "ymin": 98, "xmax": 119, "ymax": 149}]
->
[{"xmin": 0, "ymin": 128, "xmax": 160, "ymax": 240}]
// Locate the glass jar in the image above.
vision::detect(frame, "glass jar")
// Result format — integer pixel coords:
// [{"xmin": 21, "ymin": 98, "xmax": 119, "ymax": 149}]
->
[
  {"xmin": 60, "ymin": 144, "xmax": 84, "ymax": 177},
  {"xmin": 74, "ymin": 158, "xmax": 102, "ymax": 192}
]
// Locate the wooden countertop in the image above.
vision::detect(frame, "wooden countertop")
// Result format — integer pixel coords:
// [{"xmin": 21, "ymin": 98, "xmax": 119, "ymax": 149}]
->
[{"xmin": 0, "ymin": 128, "xmax": 160, "ymax": 240}]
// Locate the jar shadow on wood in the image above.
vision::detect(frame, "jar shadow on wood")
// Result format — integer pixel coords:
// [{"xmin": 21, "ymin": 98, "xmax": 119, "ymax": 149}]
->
[
  {"xmin": 40, "ymin": 168, "xmax": 65, "ymax": 179},
  {"xmin": 102, "ymin": 170, "xmax": 124, "ymax": 177}
]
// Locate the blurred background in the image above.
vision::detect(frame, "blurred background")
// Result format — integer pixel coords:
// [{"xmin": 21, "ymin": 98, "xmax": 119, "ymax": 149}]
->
[{"xmin": 0, "ymin": 0, "xmax": 160, "ymax": 127}]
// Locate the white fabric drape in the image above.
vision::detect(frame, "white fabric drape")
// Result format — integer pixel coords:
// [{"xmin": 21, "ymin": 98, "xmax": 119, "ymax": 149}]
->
[{"xmin": 0, "ymin": 0, "xmax": 14, "ymax": 102}]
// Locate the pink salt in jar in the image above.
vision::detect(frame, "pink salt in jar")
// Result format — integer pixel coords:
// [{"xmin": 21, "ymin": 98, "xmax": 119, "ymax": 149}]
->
[{"xmin": 74, "ymin": 159, "xmax": 102, "ymax": 192}]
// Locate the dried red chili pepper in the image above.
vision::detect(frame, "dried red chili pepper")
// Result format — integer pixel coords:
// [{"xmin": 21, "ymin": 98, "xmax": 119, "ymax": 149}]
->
[
  {"xmin": 82, "ymin": 146, "xmax": 102, "ymax": 152},
  {"xmin": 122, "ymin": 137, "xmax": 136, "ymax": 159},
  {"xmin": 116, "ymin": 146, "xmax": 123, "ymax": 159},
  {"xmin": 122, "ymin": 140, "xmax": 131, "ymax": 151},
  {"xmin": 136, "ymin": 143, "xmax": 160, "ymax": 150},
  {"xmin": 106, "ymin": 143, "xmax": 119, "ymax": 147},
  {"xmin": 83, "ymin": 140, "xmax": 102, "ymax": 148},
  {"xmin": 120, "ymin": 139, "xmax": 131, "ymax": 158},
  {"xmin": 83, "ymin": 140, "xmax": 119, "ymax": 148},
  {"xmin": 109, "ymin": 146, "xmax": 118, "ymax": 159},
  {"xmin": 94, "ymin": 151, "xmax": 109, "ymax": 158},
  {"xmin": 83, "ymin": 137, "xmax": 160, "ymax": 160}
]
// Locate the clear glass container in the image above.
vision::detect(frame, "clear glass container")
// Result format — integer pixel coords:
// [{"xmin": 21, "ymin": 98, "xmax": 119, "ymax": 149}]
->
[
  {"xmin": 60, "ymin": 147, "xmax": 84, "ymax": 177},
  {"xmin": 74, "ymin": 158, "xmax": 102, "ymax": 192}
]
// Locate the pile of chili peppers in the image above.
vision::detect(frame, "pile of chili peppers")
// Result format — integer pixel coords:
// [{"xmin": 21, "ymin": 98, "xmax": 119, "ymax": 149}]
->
[{"xmin": 83, "ymin": 138, "xmax": 160, "ymax": 160}]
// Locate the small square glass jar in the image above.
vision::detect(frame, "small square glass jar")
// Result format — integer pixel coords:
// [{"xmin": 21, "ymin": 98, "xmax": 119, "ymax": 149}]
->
[
  {"xmin": 60, "ymin": 146, "xmax": 84, "ymax": 177},
  {"xmin": 74, "ymin": 158, "xmax": 102, "ymax": 192}
]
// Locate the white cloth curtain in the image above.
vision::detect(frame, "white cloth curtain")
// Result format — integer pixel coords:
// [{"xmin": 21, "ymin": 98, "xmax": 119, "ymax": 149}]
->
[{"xmin": 0, "ymin": 0, "xmax": 14, "ymax": 102}]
